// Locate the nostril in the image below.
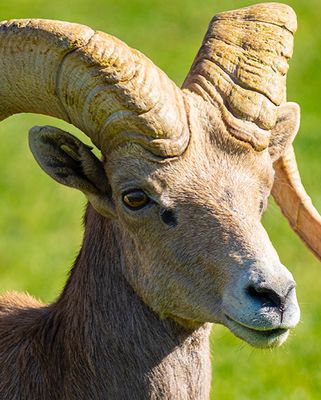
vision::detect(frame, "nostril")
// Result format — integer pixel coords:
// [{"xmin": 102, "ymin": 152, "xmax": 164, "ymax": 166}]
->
[
  {"xmin": 246, "ymin": 285, "xmax": 283, "ymax": 309},
  {"xmin": 285, "ymin": 283, "xmax": 296, "ymax": 298}
]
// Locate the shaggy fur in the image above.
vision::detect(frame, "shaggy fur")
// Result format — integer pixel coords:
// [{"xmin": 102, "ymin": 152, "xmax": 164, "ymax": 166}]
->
[
  {"xmin": 0, "ymin": 207, "xmax": 210, "ymax": 400},
  {"xmin": 0, "ymin": 207, "xmax": 211, "ymax": 399}
]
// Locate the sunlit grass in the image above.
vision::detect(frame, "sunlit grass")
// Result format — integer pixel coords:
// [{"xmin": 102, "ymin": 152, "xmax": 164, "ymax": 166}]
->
[{"xmin": 0, "ymin": 1, "xmax": 320, "ymax": 399}]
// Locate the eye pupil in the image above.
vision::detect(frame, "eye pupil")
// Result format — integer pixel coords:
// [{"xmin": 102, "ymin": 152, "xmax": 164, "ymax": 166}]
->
[{"xmin": 123, "ymin": 190, "xmax": 149, "ymax": 209}]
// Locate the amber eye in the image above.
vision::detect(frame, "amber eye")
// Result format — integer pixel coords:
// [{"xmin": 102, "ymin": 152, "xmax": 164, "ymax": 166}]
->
[{"xmin": 122, "ymin": 189, "xmax": 150, "ymax": 210}]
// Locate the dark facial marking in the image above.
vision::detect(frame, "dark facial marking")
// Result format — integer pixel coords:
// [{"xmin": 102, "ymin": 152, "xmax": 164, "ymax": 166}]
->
[
  {"xmin": 259, "ymin": 196, "xmax": 268, "ymax": 215},
  {"xmin": 259, "ymin": 199, "xmax": 264, "ymax": 214},
  {"xmin": 160, "ymin": 209, "xmax": 177, "ymax": 227}
]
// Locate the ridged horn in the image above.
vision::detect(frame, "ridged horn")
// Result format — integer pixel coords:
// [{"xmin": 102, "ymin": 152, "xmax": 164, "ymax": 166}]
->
[
  {"xmin": 183, "ymin": 3, "xmax": 321, "ymax": 261},
  {"xmin": 182, "ymin": 3, "xmax": 296, "ymax": 151},
  {"xmin": 0, "ymin": 19, "xmax": 189, "ymax": 157},
  {"xmin": 272, "ymin": 147, "xmax": 321, "ymax": 261}
]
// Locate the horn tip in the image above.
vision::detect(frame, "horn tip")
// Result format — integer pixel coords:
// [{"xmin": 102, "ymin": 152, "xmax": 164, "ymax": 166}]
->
[{"xmin": 213, "ymin": 2, "xmax": 297, "ymax": 34}]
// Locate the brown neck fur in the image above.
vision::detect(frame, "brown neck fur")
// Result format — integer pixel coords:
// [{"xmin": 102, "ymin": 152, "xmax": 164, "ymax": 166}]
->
[{"xmin": 0, "ymin": 205, "xmax": 212, "ymax": 400}]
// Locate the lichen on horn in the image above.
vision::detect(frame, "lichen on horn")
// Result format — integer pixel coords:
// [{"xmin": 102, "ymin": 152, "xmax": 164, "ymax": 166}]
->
[
  {"xmin": 0, "ymin": 19, "xmax": 189, "ymax": 157},
  {"xmin": 183, "ymin": 2, "xmax": 297, "ymax": 151}
]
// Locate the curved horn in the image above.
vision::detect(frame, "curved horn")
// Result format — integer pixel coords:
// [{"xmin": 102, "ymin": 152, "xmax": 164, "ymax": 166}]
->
[
  {"xmin": 0, "ymin": 19, "xmax": 189, "ymax": 156},
  {"xmin": 183, "ymin": 3, "xmax": 321, "ymax": 261},
  {"xmin": 182, "ymin": 3, "xmax": 296, "ymax": 151},
  {"xmin": 272, "ymin": 147, "xmax": 321, "ymax": 260}
]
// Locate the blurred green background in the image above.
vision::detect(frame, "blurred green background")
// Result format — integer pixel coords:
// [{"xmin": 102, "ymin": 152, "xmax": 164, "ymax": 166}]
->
[{"xmin": 0, "ymin": 0, "xmax": 320, "ymax": 398}]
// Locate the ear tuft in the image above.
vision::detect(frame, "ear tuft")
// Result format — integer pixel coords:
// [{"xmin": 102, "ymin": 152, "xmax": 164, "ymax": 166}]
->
[
  {"xmin": 29, "ymin": 125, "xmax": 116, "ymax": 218},
  {"xmin": 60, "ymin": 144, "xmax": 82, "ymax": 162},
  {"xmin": 269, "ymin": 102, "xmax": 300, "ymax": 162}
]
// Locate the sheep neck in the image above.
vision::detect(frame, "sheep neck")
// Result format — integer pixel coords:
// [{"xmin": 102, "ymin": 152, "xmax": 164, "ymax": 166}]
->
[{"xmin": 55, "ymin": 205, "xmax": 212, "ymax": 399}]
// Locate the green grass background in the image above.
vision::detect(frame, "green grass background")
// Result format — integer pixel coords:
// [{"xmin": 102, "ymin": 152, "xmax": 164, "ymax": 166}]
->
[{"xmin": 0, "ymin": 0, "xmax": 320, "ymax": 398}]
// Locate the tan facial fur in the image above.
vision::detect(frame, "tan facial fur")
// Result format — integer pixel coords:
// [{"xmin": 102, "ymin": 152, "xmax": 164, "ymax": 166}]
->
[{"xmin": 106, "ymin": 98, "xmax": 299, "ymax": 347}]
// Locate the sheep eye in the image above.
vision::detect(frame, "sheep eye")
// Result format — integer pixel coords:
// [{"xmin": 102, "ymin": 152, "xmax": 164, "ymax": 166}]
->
[{"xmin": 122, "ymin": 189, "xmax": 150, "ymax": 210}]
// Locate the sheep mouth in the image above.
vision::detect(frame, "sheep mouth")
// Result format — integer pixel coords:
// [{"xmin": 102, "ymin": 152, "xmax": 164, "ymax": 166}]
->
[{"xmin": 224, "ymin": 315, "xmax": 289, "ymax": 348}]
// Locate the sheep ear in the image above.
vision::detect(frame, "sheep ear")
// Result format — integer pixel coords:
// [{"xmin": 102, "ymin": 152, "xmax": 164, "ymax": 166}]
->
[
  {"xmin": 268, "ymin": 103, "xmax": 300, "ymax": 162},
  {"xmin": 29, "ymin": 125, "xmax": 116, "ymax": 218}
]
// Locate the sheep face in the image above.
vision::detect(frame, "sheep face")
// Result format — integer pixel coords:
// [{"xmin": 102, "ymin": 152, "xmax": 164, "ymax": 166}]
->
[
  {"xmin": 29, "ymin": 94, "xmax": 301, "ymax": 349},
  {"xmin": 105, "ymin": 124, "xmax": 300, "ymax": 349}
]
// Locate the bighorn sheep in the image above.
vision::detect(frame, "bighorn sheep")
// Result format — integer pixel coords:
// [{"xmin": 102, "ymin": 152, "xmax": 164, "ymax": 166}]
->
[{"xmin": 0, "ymin": 3, "xmax": 320, "ymax": 399}]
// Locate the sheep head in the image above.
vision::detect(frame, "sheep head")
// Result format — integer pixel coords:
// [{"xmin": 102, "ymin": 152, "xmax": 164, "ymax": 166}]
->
[{"xmin": 1, "ymin": 3, "xmax": 320, "ymax": 348}]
